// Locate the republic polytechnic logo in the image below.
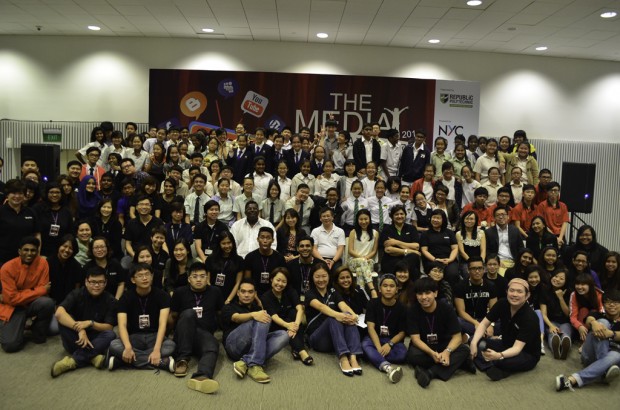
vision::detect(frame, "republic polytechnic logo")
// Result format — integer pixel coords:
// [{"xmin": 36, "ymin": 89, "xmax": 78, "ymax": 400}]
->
[{"xmin": 440, "ymin": 94, "xmax": 449, "ymax": 104}]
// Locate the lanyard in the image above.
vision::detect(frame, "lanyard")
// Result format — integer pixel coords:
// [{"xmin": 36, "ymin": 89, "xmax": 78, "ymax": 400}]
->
[
  {"xmin": 261, "ymin": 256, "xmax": 270, "ymax": 272},
  {"xmin": 382, "ymin": 307, "xmax": 392, "ymax": 326},
  {"xmin": 300, "ymin": 264, "xmax": 311, "ymax": 284},
  {"xmin": 51, "ymin": 211, "xmax": 59, "ymax": 225},
  {"xmin": 193, "ymin": 292, "xmax": 203, "ymax": 307},
  {"xmin": 221, "ymin": 260, "xmax": 230, "ymax": 274},
  {"xmin": 425, "ymin": 313, "xmax": 435, "ymax": 334},
  {"xmin": 138, "ymin": 296, "xmax": 149, "ymax": 315}
]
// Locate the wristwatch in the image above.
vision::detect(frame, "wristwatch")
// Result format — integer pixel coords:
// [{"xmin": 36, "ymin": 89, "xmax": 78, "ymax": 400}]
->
[
  {"xmin": 446, "ymin": 347, "xmax": 453, "ymax": 353},
  {"xmin": 388, "ymin": 341, "xmax": 394, "ymax": 347}
]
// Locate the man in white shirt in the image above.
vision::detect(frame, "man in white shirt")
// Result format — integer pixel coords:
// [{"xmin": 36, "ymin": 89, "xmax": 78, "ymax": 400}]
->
[
  {"xmin": 184, "ymin": 173, "xmax": 210, "ymax": 226},
  {"xmin": 285, "ymin": 184, "xmax": 314, "ymax": 235},
  {"xmin": 311, "ymin": 207, "xmax": 346, "ymax": 272},
  {"xmin": 230, "ymin": 201, "xmax": 277, "ymax": 258},
  {"xmin": 380, "ymin": 129, "xmax": 404, "ymax": 178}
]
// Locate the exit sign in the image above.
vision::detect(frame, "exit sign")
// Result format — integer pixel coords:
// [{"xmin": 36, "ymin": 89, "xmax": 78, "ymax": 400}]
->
[{"xmin": 43, "ymin": 128, "xmax": 62, "ymax": 143}]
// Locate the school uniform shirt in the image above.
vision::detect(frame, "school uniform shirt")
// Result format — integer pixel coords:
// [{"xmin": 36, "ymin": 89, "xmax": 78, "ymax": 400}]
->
[
  {"xmin": 205, "ymin": 254, "xmax": 244, "ymax": 300},
  {"xmin": 170, "ymin": 285, "xmax": 223, "ymax": 333},
  {"xmin": 243, "ymin": 250, "xmax": 287, "ymax": 295},
  {"xmin": 304, "ymin": 287, "xmax": 344, "ymax": 335},
  {"xmin": 0, "ymin": 204, "xmax": 39, "ymax": 264},
  {"xmin": 453, "ymin": 279, "xmax": 497, "ymax": 321},
  {"xmin": 184, "ymin": 192, "xmax": 210, "ymax": 225},
  {"xmin": 314, "ymin": 174, "xmax": 341, "ymax": 197},
  {"xmin": 60, "ymin": 287, "xmax": 117, "ymax": 326},
  {"xmin": 365, "ymin": 298, "xmax": 407, "ymax": 338},
  {"xmin": 367, "ymin": 196, "xmax": 393, "ymax": 226},
  {"xmin": 381, "ymin": 141, "xmax": 404, "ymax": 177},
  {"xmin": 537, "ymin": 200, "xmax": 569, "ymax": 236},
  {"xmin": 485, "ymin": 298, "xmax": 541, "ymax": 361},
  {"xmin": 461, "ymin": 179, "xmax": 481, "ymax": 208},
  {"xmin": 101, "ymin": 145, "xmax": 126, "ymax": 171},
  {"xmin": 124, "ymin": 149, "xmax": 150, "ymax": 171},
  {"xmin": 212, "ymin": 195, "xmax": 235, "ymax": 225},
  {"xmin": 79, "ymin": 141, "xmax": 108, "ymax": 167},
  {"xmin": 361, "ymin": 178, "xmax": 377, "ymax": 199},
  {"xmin": 473, "ymin": 154, "xmax": 500, "ymax": 184},
  {"xmin": 259, "ymin": 198, "xmax": 286, "ymax": 226},
  {"xmin": 406, "ymin": 300, "xmax": 460, "ymax": 351},
  {"xmin": 261, "ymin": 288, "xmax": 301, "ymax": 332},
  {"xmin": 284, "ymin": 196, "xmax": 314, "ymax": 234},
  {"xmin": 291, "ymin": 173, "xmax": 316, "ymax": 196},
  {"xmin": 232, "ymin": 194, "xmax": 255, "ymax": 219},
  {"xmin": 276, "ymin": 177, "xmax": 292, "ymax": 202},
  {"xmin": 83, "ymin": 259, "xmax": 127, "ymax": 297},
  {"xmin": 341, "ymin": 196, "xmax": 369, "ymax": 226},
  {"xmin": 248, "ymin": 171, "xmax": 273, "ymax": 203},
  {"xmin": 117, "ymin": 287, "xmax": 171, "ymax": 334},
  {"xmin": 221, "ymin": 300, "xmax": 262, "ymax": 344}
]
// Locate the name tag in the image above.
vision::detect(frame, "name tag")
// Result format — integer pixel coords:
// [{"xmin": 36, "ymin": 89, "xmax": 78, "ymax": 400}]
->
[
  {"xmin": 138, "ymin": 314, "xmax": 150, "ymax": 329},
  {"xmin": 427, "ymin": 333, "xmax": 438, "ymax": 345},
  {"xmin": 215, "ymin": 273, "xmax": 226, "ymax": 287},
  {"xmin": 193, "ymin": 306, "xmax": 203, "ymax": 318},
  {"xmin": 380, "ymin": 325, "xmax": 390, "ymax": 337},
  {"xmin": 261, "ymin": 272, "xmax": 270, "ymax": 284}
]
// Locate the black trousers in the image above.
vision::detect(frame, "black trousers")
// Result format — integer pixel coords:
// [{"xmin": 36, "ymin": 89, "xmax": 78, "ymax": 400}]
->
[
  {"xmin": 406, "ymin": 343, "xmax": 469, "ymax": 381},
  {"xmin": 474, "ymin": 338, "xmax": 538, "ymax": 374},
  {"xmin": 174, "ymin": 309, "xmax": 219, "ymax": 378}
]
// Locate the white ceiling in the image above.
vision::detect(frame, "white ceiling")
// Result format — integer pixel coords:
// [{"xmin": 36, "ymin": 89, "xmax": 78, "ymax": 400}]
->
[{"xmin": 1, "ymin": 0, "xmax": 620, "ymax": 61}]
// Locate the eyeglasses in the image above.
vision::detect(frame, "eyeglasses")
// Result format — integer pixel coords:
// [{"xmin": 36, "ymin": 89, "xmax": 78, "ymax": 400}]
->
[
  {"xmin": 604, "ymin": 300, "xmax": 619, "ymax": 305},
  {"xmin": 189, "ymin": 274, "xmax": 208, "ymax": 280},
  {"xmin": 469, "ymin": 267, "xmax": 484, "ymax": 272},
  {"xmin": 87, "ymin": 280, "xmax": 106, "ymax": 286},
  {"xmin": 134, "ymin": 273, "xmax": 153, "ymax": 279},
  {"xmin": 92, "ymin": 245, "xmax": 107, "ymax": 250}
]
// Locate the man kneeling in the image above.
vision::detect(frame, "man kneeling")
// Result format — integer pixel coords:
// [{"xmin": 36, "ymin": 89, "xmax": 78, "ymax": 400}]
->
[
  {"xmin": 406, "ymin": 277, "xmax": 475, "ymax": 388},
  {"xmin": 52, "ymin": 266, "xmax": 117, "ymax": 377},
  {"xmin": 221, "ymin": 279, "xmax": 289, "ymax": 383}
]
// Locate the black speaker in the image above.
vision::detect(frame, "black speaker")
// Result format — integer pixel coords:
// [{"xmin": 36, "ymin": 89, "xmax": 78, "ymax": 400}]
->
[
  {"xmin": 560, "ymin": 162, "xmax": 596, "ymax": 213},
  {"xmin": 20, "ymin": 143, "xmax": 61, "ymax": 182}
]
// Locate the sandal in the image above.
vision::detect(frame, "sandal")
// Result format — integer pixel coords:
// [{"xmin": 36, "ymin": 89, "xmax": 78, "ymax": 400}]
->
[
  {"xmin": 291, "ymin": 351, "xmax": 301, "ymax": 361},
  {"xmin": 302, "ymin": 355, "xmax": 314, "ymax": 366}
]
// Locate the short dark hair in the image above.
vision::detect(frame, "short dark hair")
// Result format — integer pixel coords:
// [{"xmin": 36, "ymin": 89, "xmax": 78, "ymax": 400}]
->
[
  {"xmin": 85, "ymin": 265, "xmax": 107, "ymax": 280},
  {"xmin": 188, "ymin": 261, "xmax": 207, "ymax": 275},
  {"xmin": 296, "ymin": 235, "xmax": 314, "ymax": 247},
  {"xmin": 258, "ymin": 226, "xmax": 274, "ymax": 238},
  {"xmin": 414, "ymin": 277, "xmax": 438, "ymax": 293},
  {"xmin": 467, "ymin": 256, "xmax": 484, "ymax": 266},
  {"xmin": 132, "ymin": 262, "xmax": 153, "ymax": 276},
  {"xmin": 19, "ymin": 236, "xmax": 41, "ymax": 249}
]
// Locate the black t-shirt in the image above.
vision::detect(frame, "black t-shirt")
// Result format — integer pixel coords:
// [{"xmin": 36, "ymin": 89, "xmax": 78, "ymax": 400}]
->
[
  {"xmin": 407, "ymin": 301, "xmax": 460, "ymax": 351},
  {"xmin": 60, "ymin": 287, "xmax": 117, "ymax": 326},
  {"xmin": 90, "ymin": 216, "xmax": 124, "ymax": 261},
  {"xmin": 486, "ymin": 274, "xmax": 507, "ymax": 299},
  {"xmin": 205, "ymin": 254, "xmax": 244, "ymax": 300},
  {"xmin": 83, "ymin": 259, "xmax": 127, "ymax": 297},
  {"xmin": 486, "ymin": 298, "xmax": 541, "ymax": 361},
  {"xmin": 123, "ymin": 217, "xmax": 164, "ymax": 249},
  {"xmin": 337, "ymin": 287, "xmax": 369, "ymax": 315},
  {"xmin": 221, "ymin": 300, "xmax": 261, "ymax": 344},
  {"xmin": 47, "ymin": 255, "xmax": 83, "ymax": 304},
  {"xmin": 261, "ymin": 288, "xmax": 301, "ymax": 331},
  {"xmin": 365, "ymin": 298, "xmax": 406, "ymax": 338},
  {"xmin": 243, "ymin": 250, "xmax": 287, "ymax": 295},
  {"xmin": 540, "ymin": 288, "xmax": 570, "ymax": 323},
  {"xmin": 32, "ymin": 203, "xmax": 74, "ymax": 258},
  {"xmin": 170, "ymin": 285, "xmax": 223, "ymax": 333},
  {"xmin": 528, "ymin": 285, "xmax": 543, "ymax": 310},
  {"xmin": 379, "ymin": 223, "xmax": 419, "ymax": 274},
  {"xmin": 286, "ymin": 259, "xmax": 314, "ymax": 297},
  {"xmin": 151, "ymin": 248, "xmax": 169, "ymax": 289},
  {"xmin": 194, "ymin": 220, "xmax": 229, "ymax": 253},
  {"xmin": 304, "ymin": 287, "xmax": 344, "ymax": 335},
  {"xmin": 117, "ymin": 287, "xmax": 171, "ymax": 334},
  {"xmin": 0, "ymin": 204, "xmax": 39, "ymax": 264},
  {"xmin": 420, "ymin": 229, "xmax": 457, "ymax": 259},
  {"xmin": 453, "ymin": 279, "xmax": 497, "ymax": 320}
]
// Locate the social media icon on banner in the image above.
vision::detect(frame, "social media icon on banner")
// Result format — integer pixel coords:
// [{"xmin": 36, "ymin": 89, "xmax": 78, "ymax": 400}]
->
[
  {"xmin": 265, "ymin": 115, "xmax": 285, "ymax": 132},
  {"xmin": 158, "ymin": 118, "xmax": 181, "ymax": 130},
  {"xmin": 180, "ymin": 91, "xmax": 207, "ymax": 120},
  {"xmin": 241, "ymin": 91, "xmax": 269, "ymax": 118},
  {"xmin": 217, "ymin": 79, "xmax": 239, "ymax": 99}
]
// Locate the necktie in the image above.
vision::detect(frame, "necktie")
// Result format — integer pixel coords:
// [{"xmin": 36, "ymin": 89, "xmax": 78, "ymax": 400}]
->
[
  {"xmin": 318, "ymin": 162, "xmax": 322, "ymax": 174},
  {"xmin": 269, "ymin": 201, "xmax": 275, "ymax": 224},
  {"xmin": 256, "ymin": 145, "xmax": 260, "ymax": 154},
  {"xmin": 354, "ymin": 198, "xmax": 359, "ymax": 218},
  {"xmin": 238, "ymin": 149, "xmax": 242, "ymax": 159},
  {"xmin": 194, "ymin": 196, "xmax": 201, "ymax": 224},
  {"xmin": 378, "ymin": 198, "xmax": 384, "ymax": 232},
  {"xmin": 89, "ymin": 167, "xmax": 94, "ymax": 175},
  {"xmin": 299, "ymin": 201, "xmax": 304, "ymax": 223},
  {"xmin": 296, "ymin": 153, "xmax": 300, "ymax": 164}
]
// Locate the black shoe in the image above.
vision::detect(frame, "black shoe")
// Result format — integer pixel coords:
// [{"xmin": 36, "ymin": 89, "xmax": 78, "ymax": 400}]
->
[
  {"xmin": 555, "ymin": 374, "xmax": 575, "ymax": 392},
  {"xmin": 461, "ymin": 356, "xmax": 477, "ymax": 374},
  {"xmin": 339, "ymin": 362, "xmax": 354, "ymax": 377},
  {"xmin": 486, "ymin": 366, "xmax": 508, "ymax": 381},
  {"xmin": 414, "ymin": 366, "xmax": 431, "ymax": 388}
]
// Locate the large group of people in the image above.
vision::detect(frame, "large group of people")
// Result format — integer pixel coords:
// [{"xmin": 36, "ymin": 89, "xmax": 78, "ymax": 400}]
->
[{"xmin": 0, "ymin": 120, "xmax": 619, "ymax": 395}]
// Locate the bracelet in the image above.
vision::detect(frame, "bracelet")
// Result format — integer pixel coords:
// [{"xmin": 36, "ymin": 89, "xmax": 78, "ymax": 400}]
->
[{"xmin": 499, "ymin": 352, "xmax": 505, "ymax": 360}]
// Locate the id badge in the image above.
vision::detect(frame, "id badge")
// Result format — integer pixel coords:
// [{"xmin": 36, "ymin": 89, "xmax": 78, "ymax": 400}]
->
[
  {"xmin": 49, "ymin": 224, "xmax": 60, "ymax": 237},
  {"xmin": 426, "ymin": 333, "xmax": 438, "ymax": 345},
  {"xmin": 138, "ymin": 314, "xmax": 150, "ymax": 329},
  {"xmin": 193, "ymin": 306, "xmax": 203, "ymax": 318},
  {"xmin": 299, "ymin": 294, "xmax": 305, "ymax": 303},
  {"xmin": 205, "ymin": 249, "xmax": 213, "ymax": 256},
  {"xmin": 380, "ymin": 325, "xmax": 390, "ymax": 337},
  {"xmin": 215, "ymin": 273, "xmax": 226, "ymax": 287},
  {"xmin": 303, "ymin": 280, "xmax": 310, "ymax": 292},
  {"xmin": 261, "ymin": 271, "xmax": 270, "ymax": 284}
]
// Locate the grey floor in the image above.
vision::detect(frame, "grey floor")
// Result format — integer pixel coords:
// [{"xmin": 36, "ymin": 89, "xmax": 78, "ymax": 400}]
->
[{"xmin": 1, "ymin": 332, "xmax": 618, "ymax": 410}]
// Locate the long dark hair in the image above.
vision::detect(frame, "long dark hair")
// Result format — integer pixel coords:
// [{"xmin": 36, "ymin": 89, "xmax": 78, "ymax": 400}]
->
[
  {"xmin": 354, "ymin": 209, "xmax": 375, "ymax": 242},
  {"xmin": 170, "ymin": 238, "xmax": 192, "ymax": 278},
  {"xmin": 308, "ymin": 261, "xmax": 331, "ymax": 291},
  {"xmin": 575, "ymin": 225, "xmax": 599, "ymax": 250},
  {"xmin": 208, "ymin": 231, "xmax": 240, "ymax": 272},
  {"xmin": 279, "ymin": 208, "xmax": 301, "ymax": 237},
  {"xmin": 459, "ymin": 210, "xmax": 479, "ymax": 240},
  {"xmin": 332, "ymin": 265, "xmax": 355, "ymax": 296},
  {"xmin": 574, "ymin": 273, "xmax": 600, "ymax": 311},
  {"xmin": 601, "ymin": 252, "xmax": 620, "ymax": 291}
]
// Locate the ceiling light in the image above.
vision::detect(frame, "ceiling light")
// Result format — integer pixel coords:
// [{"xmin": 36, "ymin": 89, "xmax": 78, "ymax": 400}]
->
[
  {"xmin": 600, "ymin": 11, "xmax": 617, "ymax": 18},
  {"xmin": 535, "ymin": 46, "xmax": 548, "ymax": 51},
  {"xmin": 201, "ymin": 28, "xmax": 214, "ymax": 33},
  {"xmin": 467, "ymin": 1, "xmax": 482, "ymax": 6},
  {"xmin": 428, "ymin": 39, "xmax": 440, "ymax": 44},
  {"xmin": 316, "ymin": 32, "xmax": 328, "ymax": 39},
  {"xmin": 87, "ymin": 25, "xmax": 101, "ymax": 31}
]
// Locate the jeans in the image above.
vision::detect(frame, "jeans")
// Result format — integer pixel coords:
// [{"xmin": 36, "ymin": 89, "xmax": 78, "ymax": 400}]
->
[
  {"xmin": 573, "ymin": 319, "xmax": 620, "ymax": 387},
  {"xmin": 474, "ymin": 337, "xmax": 538, "ymax": 375},
  {"xmin": 0, "ymin": 296, "xmax": 55, "ymax": 353},
  {"xmin": 224, "ymin": 320, "xmax": 288, "ymax": 367},
  {"xmin": 546, "ymin": 321, "xmax": 573, "ymax": 348},
  {"xmin": 361, "ymin": 336, "xmax": 407, "ymax": 369},
  {"xmin": 109, "ymin": 333, "xmax": 176, "ymax": 369},
  {"xmin": 406, "ymin": 344, "xmax": 470, "ymax": 381},
  {"xmin": 308, "ymin": 317, "xmax": 362, "ymax": 357},
  {"xmin": 59, "ymin": 326, "xmax": 116, "ymax": 367},
  {"xmin": 174, "ymin": 309, "xmax": 220, "ymax": 378}
]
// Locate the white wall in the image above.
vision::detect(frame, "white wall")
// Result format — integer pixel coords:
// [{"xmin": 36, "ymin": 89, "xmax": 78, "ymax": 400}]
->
[{"xmin": 1, "ymin": 35, "xmax": 619, "ymax": 142}]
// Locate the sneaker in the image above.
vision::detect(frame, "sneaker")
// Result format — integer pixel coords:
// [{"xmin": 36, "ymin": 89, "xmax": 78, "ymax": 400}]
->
[
  {"xmin": 387, "ymin": 366, "xmax": 403, "ymax": 384},
  {"xmin": 560, "ymin": 336, "xmax": 571, "ymax": 360},
  {"xmin": 187, "ymin": 376, "xmax": 219, "ymax": 394},
  {"xmin": 158, "ymin": 357, "xmax": 175, "ymax": 373},
  {"xmin": 247, "ymin": 365, "xmax": 271, "ymax": 383},
  {"xmin": 555, "ymin": 374, "xmax": 575, "ymax": 392},
  {"xmin": 414, "ymin": 366, "xmax": 431, "ymax": 388},
  {"xmin": 51, "ymin": 356, "xmax": 77, "ymax": 378},
  {"xmin": 540, "ymin": 341, "xmax": 546, "ymax": 355},
  {"xmin": 604, "ymin": 365, "xmax": 620, "ymax": 383},
  {"xmin": 108, "ymin": 356, "xmax": 123, "ymax": 371},
  {"xmin": 91, "ymin": 355, "xmax": 106, "ymax": 369},
  {"xmin": 233, "ymin": 360, "xmax": 248, "ymax": 379},
  {"xmin": 550, "ymin": 334, "xmax": 561, "ymax": 359},
  {"xmin": 174, "ymin": 359, "xmax": 189, "ymax": 377}
]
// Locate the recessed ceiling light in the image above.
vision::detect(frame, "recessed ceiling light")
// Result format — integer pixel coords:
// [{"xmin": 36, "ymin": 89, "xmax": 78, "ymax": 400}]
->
[
  {"xmin": 535, "ymin": 46, "xmax": 548, "ymax": 51},
  {"xmin": 316, "ymin": 32, "xmax": 328, "ymax": 39},
  {"xmin": 87, "ymin": 25, "xmax": 101, "ymax": 31},
  {"xmin": 600, "ymin": 11, "xmax": 617, "ymax": 18},
  {"xmin": 202, "ymin": 28, "xmax": 214, "ymax": 33},
  {"xmin": 467, "ymin": 1, "xmax": 482, "ymax": 6},
  {"xmin": 428, "ymin": 39, "xmax": 440, "ymax": 44}
]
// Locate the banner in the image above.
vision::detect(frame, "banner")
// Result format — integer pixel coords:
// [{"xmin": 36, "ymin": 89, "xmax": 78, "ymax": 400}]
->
[
  {"xmin": 433, "ymin": 79, "xmax": 481, "ymax": 150},
  {"xmin": 149, "ymin": 69, "xmax": 478, "ymax": 142}
]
